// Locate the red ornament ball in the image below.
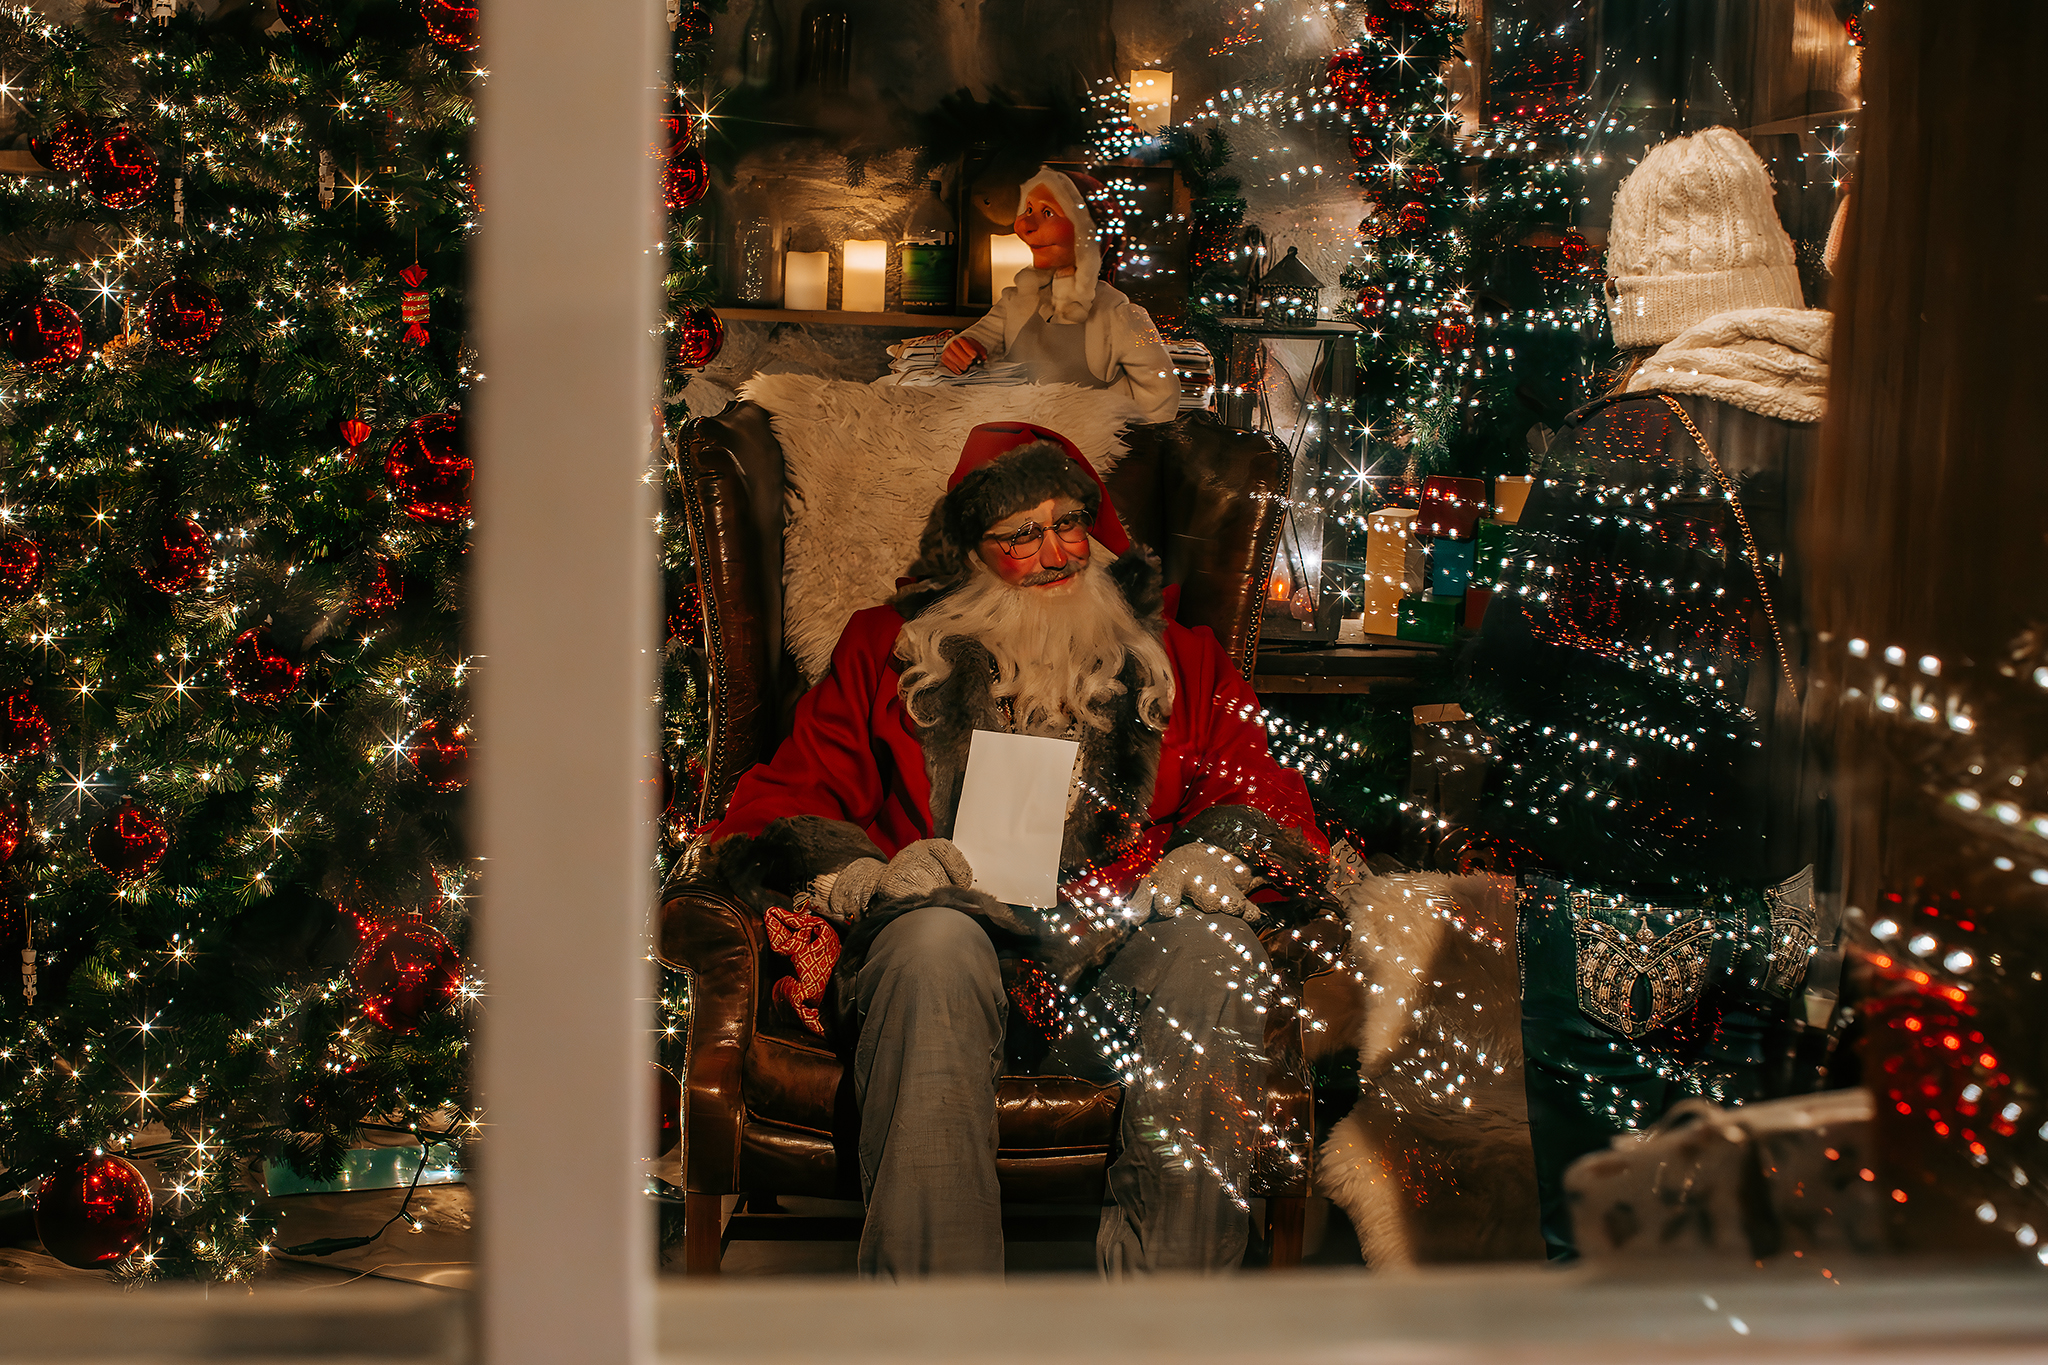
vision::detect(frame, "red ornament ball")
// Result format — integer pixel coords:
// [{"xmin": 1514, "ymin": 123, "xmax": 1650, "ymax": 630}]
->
[
  {"xmin": 5, "ymin": 297, "xmax": 85, "ymax": 371},
  {"xmin": 653, "ymin": 1062, "xmax": 683, "ymax": 1156},
  {"xmin": 677, "ymin": 4, "xmax": 713, "ymax": 45},
  {"xmin": 138, "ymin": 517, "xmax": 211, "ymax": 593},
  {"xmin": 1357, "ymin": 206, "xmax": 1394, "ymax": 241},
  {"xmin": 0, "ymin": 536, "xmax": 42, "ymax": 603},
  {"xmin": 1353, "ymin": 284, "xmax": 1387, "ymax": 320},
  {"xmin": 407, "ymin": 718, "xmax": 470, "ymax": 792},
  {"xmin": 84, "ymin": 126, "xmax": 159, "ymax": 211},
  {"xmin": 1348, "ymin": 131, "xmax": 1379, "ymax": 164},
  {"xmin": 656, "ymin": 114, "xmax": 690, "ymax": 159},
  {"xmin": 340, "ymin": 416, "xmax": 373, "ymax": 449},
  {"xmin": 35, "ymin": 1153, "xmax": 153, "ymax": 1269},
  {"xmin": 421, "ymin": 0, "xmax": 478, "ymax": 51},
  {"xmin": 1408, "ymin": 162, "xmax": 1443, "ymax": 192},
  {"xmin": 1433, "ymin": 314, "xmax": 1473, "ymax": 353},
  {"xmin": 674, "ymin": 306, "xmax": 724, "ymax": 370},
  {"xmin": 1396, "ymin": 200, "xmax": 1429, "ymax": 234},
  {"xmin": 0, "ymin": 687, "xmax": 51, "ymax": 761},
  {"xmin": 1845, "ymin": 13, "xmax": 1864, "ymax": 44},
  {"xmin": 351, "ymin": 920, "xmax": 461, "ymax": 1032},
  {"xmin": 385, "ymin": 411, "xmax": 472, "ymax": 525},
  {"xmin": 88, "ymin": 797, "xmax": 169, "ymax": 882},
  {"xmin": 144, "ymin": 278, "xmax": 223, "ymax": 356},
  {"xmin": 0, "ymin": 797, "xmax": 25, "ymax": 866},
  {"xmin": 30, "ymin": 115, "xmax": 96, "ymax": 174},
  {"xmin": 1325, "ymin": 48, "xmax": 1379, "ymax": 111},
  {"xmin": 663, "ymin": 145, "xmax": 710, "ymax": 212},
  {"xmin": 361, "ymin": 559, "xmax": 405, "ymax": 616},
  {"xmin": 1556, "ymin": 226, "xmax": 1593, "ymax": 273},
  {"xmin": 226, "ymin": 627, "xmax": 305, "ymax": 706}
]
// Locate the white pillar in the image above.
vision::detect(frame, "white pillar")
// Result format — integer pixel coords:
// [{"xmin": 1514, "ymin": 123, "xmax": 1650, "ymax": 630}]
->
[{"xmin": 472, "ymin": 0, "xmax": 661, "ymax": 1357}]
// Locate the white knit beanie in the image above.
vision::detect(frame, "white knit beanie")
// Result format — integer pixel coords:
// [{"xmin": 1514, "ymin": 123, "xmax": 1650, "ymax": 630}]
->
[{"xmin": 1605, "ymin": 127, "xmax": 1804, "ymax": 350}]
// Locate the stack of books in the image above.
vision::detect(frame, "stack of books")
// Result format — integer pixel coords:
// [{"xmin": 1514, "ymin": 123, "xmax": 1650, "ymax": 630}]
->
[{"xmin": 884, "ymin": 332, "xmax": 1031, "ymax": 388}]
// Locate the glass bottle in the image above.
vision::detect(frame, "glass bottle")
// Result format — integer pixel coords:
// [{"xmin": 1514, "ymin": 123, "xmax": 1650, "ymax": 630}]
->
[
  {"xmin": 899, "ymin": 179, "xmax": 956, "ymax": 314},
  {"xmin": 729, "ymin": 177, "xmax": 781, "ymax": 306},
  {"xmin": 740, "ymin": 0, "xmax": 779, "ymax": 90}
]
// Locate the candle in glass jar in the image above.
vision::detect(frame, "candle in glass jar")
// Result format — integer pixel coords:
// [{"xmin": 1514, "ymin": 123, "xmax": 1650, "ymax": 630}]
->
[
  {"xmin": 842, "ymin": 239, "xmax": 887, "ymax": 312},
  {"xmin": 784, "ymin": 251, "xmax": 829, "ymax": 311},
  {"xmin": 988, "ymin": 233, "xmax": 1034, "ymax": 290}
]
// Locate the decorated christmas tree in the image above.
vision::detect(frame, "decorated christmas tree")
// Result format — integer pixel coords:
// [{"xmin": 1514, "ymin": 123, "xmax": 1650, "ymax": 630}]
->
[{"xmin": 0, "ymin": 0, "xmax": 483, "ymax": 1280}]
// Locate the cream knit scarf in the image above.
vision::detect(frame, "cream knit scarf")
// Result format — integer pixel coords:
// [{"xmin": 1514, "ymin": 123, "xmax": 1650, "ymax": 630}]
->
[{"xmin": 1626, "ymin": 306, "xmax": 1832, "ymax": 424}]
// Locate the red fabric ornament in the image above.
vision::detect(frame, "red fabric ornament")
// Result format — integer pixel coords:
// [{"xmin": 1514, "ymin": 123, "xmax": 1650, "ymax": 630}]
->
[
  {"xmin": 764, "ymin": 903, "xmax": 839, "ymax": 1035},
  {"xmin": 385, "ymin": 411, "xmax": 471, "ymax": 525},
  {"xmin": 421, "ymin": 0, "xmax": 478, "ymax": 51},
  {"xmin": 30, "ymin": 115, "xmax": 96, "ymax": 174},
  {"xmin": 1396, "ymin": 200, "xmax": 1429, "ymax": 234},
  {"xmin": 351, "ymin": 920, "xmax": 461, "ymax": 1032},
  {"xmin": 137, "ymin": 517, "xmax": 210, "ymax": 593},
  {"xmin": 674, "ymin": 306, "xmax": 724, "ymax": 370},
  {"xmin": 84, "ymin": 126, "xmax": 159, "ymax": 210},
  {"xmin": 1353, "ymin": 283, "xmax": 1387, "ymax": 319},
  {"xmin": 0, "ymin": 536, "xmax": 43, "ymax": 603},
  {"xmin": 226, "ymin": 627, "xmax": 305, "ymax": 706},
  {"xmin": 34, "ymin": 1153, "xmax": 152, "ymax": 1269},
  {"xmin": 407, "ymin": 719, "xmax": 470, "ymax": 792},
  {"xmin": 5, "ymin": 297, "xmax": 85, "ymax": 371},
  {"xmin": 677, "ymin": 4, "xmax": 713, "ymax": 45},
  {"xmin": 0, "ymin": 687, "xmax": 51, "ymax": 761},
  {"xmin": 1325, "ymin": 48, "xmax": 1380, "ymax": 111},
  {"xmin": 662, "ymin": 145, "xmax": 710, "ymax": 212},
  {"xmin": 340, "ymin": 416, "xmax": 373, "ymax": 449},
  {"xmin": 361, "ymin": 559, "xmax": 405, "ymax": 615},
  {"xmin": 88, "ymin": 797, "xmax": 169, "ymax": 881},
  {"xmin": 653, "ymin": 1063, "xmax": 683, "ymax": 1156},
  {"xmin": 0, "ymin": 798, "xmax": 24, "ymax": 865},
  {"xmin": 399, "ymin": 264, "xmax": 429, "ymax": 346},
  {"xmin": 143, "ymin": 278, "xmax": 222, "ymax": 356},
  {"xmin": 1433, "ymin": 314, "xmax": 1473, "ymax": 353}
]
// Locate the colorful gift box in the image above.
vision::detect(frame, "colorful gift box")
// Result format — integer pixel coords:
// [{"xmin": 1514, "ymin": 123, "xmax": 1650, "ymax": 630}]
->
[
  {"xmin": 1396, "ymin": 597, "xmax": 1458, "ymax": 645},
  {"xmin": 1432, "ymin": 536, "xmax": 1476, "ymax": 596},
  {"xmin": 1418, "ymin": 475, "xmax": 1487, "ymax": 540},
  {"xmin": 1362, "ymin": 507, "xmax": 1417, "ymax": 637}
]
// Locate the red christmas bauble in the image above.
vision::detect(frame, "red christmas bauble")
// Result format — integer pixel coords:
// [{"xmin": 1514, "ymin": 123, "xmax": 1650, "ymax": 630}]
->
[
  {"xmin": 1845, "ymin": 13, "xmax": 1864, "ymax": 44},
  {"xmin": 88, "ymin": 797, "xmax": 168, "ymax": 881},
  {"xmin": 1433, "ymin": 314, "xmax": 1473, "ymax": 353},
  {"xmin": 663, "ymin": 145, "xmax": 710, "ymax": 212},
  {"xmin": 1325, "ymin": 48, "xmax": 1379, "ymax": 111},
  {"xmin": 361, "ymin": 559, "xmax": 405, "ymax": 615},
  {"xmin": 84, "ymin": 126, "xmax": 158, "ymax": 211},
  {"xmin": 351, "ymin": 920, "xmax": 461, "ymax": 1032},
  {"xmin": 5, "ymin": 297, "xmax": 85, "ymax": 371},
  {"xmin": 0, "ymin": 687, "xmax": 51, "ymax": 761},
  {"xmin": 385, "ymin": 411, "xmax": 472, "ymax": 525},
  {"xmin": 1357, "ymin": 206, "xmax": 1394, "ymax": 241},
  {"xmin": 1557, "ymin": 226, "xmax": 1593, "ymax": 273},
  {"xmin": 30, "ymin": 115, "xmax": 96, "ymax": 174},
  {"xmin": 1396, "ymin": 200, "xmax": 1429, "ymax": 234},
  {"xmin": 0, "ymin": 536, "xmax": 42, "ymax": 603},
  {"xmin": 1348, "ymin": 131, "xmax": 1379, "ymax": 164},
  {"xmin": 656, "ymin": 114, "xmax": 689, "ymax": 159},
  {"xmin": 674, "ymin": 306, "xmax": 724, "ymax": 370},
  {"xmin": 1409, "ymin": 162, "xmax": 1442, "ymax": 192},
  {"xmin": 1353, "ymin": 284, "xmax": 1387, "ymax": 319},
  {"xmin": 137, "ymin": 517, "xmax": 211, "ymax": 593},
  {"xmin": 340, "ymin": 416, "xmax": 373, "ymax": 449},
  {"xmin": 144, "ymin": 278, "xmax": 223, "ymax": 356},
  {"xmin": 35, "ymin": 1153, "xmax": 152, "ymax": 1269},
  {"xmin": 421, "ymin": 0, "xmax": 478, "ymax": 51},
  {"xmin": 225, "ymin": 627, "xmax": 305, "ymax": 706},
  {"xmin": 677, "ymin": 4, "xmax": 713, "ymax": 45},
  {"xmin": 0, "ymin": 797, "xmax": 25, "ymax": 865},
  {"xmin": 653, "ymin": 1062, "xmax": 683, "ymax": 1156},
  {"xmin": 407, "ymin": 718, "xmax": 470, "ymax": 792}
]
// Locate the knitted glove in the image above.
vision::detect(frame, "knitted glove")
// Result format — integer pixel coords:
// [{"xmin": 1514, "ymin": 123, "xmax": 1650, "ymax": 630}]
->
[
  {"xmin": 821, "ymin": 839, "xmax": 975, "ymax": 921},
  {"xmin": 1134, "ymin": 843, "xmax": 1254, "ymax": 919}
]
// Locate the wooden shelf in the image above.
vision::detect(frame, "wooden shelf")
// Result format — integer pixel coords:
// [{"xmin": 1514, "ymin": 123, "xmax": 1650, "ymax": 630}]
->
[
  {"xmin": 1253, "ymin": 642, "xmax": 1446, "ymax": 695},
  {"xmin": 715, "ymin": 307, "xmax": 981, "ymax": 330}
]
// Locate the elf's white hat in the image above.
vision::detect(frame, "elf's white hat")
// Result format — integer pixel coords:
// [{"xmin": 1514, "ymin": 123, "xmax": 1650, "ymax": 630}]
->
[
  {"xmin": 1605, "ymin": 127, "xmax": 1804, "ymax": 350},
  {"xmin": 1016, "ymin": 166, "xmax": 1110, "ymax": 324}
]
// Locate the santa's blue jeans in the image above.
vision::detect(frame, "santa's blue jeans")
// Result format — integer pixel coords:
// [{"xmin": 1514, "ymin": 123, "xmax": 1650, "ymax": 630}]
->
[{"xmin": 853, "ymin": 905, "xmax": 1271, "ymax": 1278}]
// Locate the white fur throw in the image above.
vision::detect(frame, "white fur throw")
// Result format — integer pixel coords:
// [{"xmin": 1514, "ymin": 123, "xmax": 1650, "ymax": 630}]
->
[
  {"xmin": 738, "ymin": 374, "xmax": 1143, "ymax": 685},
  {"xmin": 1317, "ymin": 866, "xmax": 1545, "ymax": 1267}
]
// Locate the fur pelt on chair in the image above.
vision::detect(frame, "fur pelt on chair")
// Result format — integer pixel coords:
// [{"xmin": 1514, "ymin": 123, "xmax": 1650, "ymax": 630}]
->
[{"xmin": 1317, "ymin": 870, "xmax": 1545, "ymax": 1266}]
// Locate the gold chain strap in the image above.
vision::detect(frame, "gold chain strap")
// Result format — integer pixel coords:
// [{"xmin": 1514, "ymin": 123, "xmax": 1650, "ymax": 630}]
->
[{"xmin": 1657, "ymin": 395, "xmax": 1800, "ymax": 703}]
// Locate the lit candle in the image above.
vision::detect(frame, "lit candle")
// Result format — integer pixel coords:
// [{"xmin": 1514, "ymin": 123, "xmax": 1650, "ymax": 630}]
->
[
  {"xmin": 1130, "ymin": 69, "xmax": 1174, "ymax": 134},
  {"xmin": 784, "ymin": 251, "xmax": 828, "ymax": 312},
  {"xmin": 1494, "ymin": 475, "xmax": 1534, "ymax": 524},
  {"xmin": 841, "ymin": 239, "xmax": 887, "ymax": 313},
  {"xmin": 988, "ymin": 233, "xmax": 1034, "ymax": 290}
]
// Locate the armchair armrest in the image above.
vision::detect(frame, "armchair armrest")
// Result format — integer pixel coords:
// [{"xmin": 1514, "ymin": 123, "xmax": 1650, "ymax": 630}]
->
[{"xmin": 657, "ymin": 881, "xmax": 766, "ymax": 1195}]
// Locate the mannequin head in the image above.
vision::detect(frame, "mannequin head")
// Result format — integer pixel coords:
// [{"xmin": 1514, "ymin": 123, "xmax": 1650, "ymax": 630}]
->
[{"xmin": 1015, "ymin": 186, "xmax": 1077, "ymax": 275}]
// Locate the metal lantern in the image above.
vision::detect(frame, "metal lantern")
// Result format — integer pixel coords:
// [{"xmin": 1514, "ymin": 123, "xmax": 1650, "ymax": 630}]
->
[{"xmin": 1256, "ymin": 245, "xmax": 1323, "ymax": 330}]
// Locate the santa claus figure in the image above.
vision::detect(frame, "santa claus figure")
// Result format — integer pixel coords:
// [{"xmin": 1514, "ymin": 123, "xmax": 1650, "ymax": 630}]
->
[
  {"xmin": 697, "ymin": 421, "xmax": 1329, "ymax": 1278},
  {"xmin": 940, "ymin": 167, "xmax": 1181, "ymax": 424}
]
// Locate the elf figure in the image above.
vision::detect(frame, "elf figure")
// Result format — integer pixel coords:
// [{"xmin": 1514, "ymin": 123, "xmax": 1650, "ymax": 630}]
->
[{"xmin": 941, "ymin": 166, "xmax": 1180, "ymax": 424}]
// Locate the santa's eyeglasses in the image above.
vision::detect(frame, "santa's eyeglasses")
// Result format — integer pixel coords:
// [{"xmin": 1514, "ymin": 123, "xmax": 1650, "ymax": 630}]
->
[{"xmin": 984, "ymin": 510, "xmax": 1092, "ymax": 560}]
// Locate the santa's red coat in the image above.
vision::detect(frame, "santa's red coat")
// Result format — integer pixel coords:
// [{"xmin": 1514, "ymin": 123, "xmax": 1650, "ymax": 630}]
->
[{"xmin": 703, "ymin": 604, "xmax": 1327, "ymax": 881}]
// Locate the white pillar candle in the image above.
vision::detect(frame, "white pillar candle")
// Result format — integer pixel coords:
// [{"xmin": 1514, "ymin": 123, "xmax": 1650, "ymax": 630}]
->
[
  {"xmin": 988, "ymin": 233, "xmax": 1035, "ymax": 291},
  {"xmin": 842, "ymin": 238, "xmax": 887, "ymax": 313},
  {"xmin": 784, "ymin": 250, "xmax": 829, "ymax": 311},
  {"xmin": 1494, "ymin": 474, "xmax": 1534, "ymax": 524},
  {"xmin": 1130, "ymin": 69, "xmax": 1174, "ymax": 134}
]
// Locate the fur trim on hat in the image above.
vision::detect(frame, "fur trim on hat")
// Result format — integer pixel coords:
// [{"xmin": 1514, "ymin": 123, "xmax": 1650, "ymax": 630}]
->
[
  {"xmin": 941, "ymin": 439, "xmax": 1102, "ymax": 564},
  {"xmin": 1018, "ymin": 167, "xmax": 1101, "ymax": 324}
]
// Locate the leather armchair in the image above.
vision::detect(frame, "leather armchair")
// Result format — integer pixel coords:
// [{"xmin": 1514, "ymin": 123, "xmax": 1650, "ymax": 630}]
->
[{"xmin": 660, "ymin": 403, "xmax": 1354, "ymax": 1273}]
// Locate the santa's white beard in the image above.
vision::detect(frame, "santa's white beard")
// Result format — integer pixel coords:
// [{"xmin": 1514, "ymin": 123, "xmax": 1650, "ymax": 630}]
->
[{"xmin": 897, "ymin": 556, "xmax": 1174, "ymax": 736}]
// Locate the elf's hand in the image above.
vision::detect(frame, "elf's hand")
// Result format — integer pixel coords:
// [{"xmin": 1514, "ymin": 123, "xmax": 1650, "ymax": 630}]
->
[
  {"xmin": 1134, "ymin": 843, "xmax": 1254, "ymax": 920},
  {"xmin": 940, "ymin": 335, "xmax": 985, "ymax": 373}
]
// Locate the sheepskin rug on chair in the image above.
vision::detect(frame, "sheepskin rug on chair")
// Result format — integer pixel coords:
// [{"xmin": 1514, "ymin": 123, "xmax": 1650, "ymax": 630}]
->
[
  {"xmin": 735, "ymin": 374, "xmax": 1144, "ymax": 686},
  {"xmin": 1317, "ymin": 869, "xmax": 1545, "ymax": 1266}
]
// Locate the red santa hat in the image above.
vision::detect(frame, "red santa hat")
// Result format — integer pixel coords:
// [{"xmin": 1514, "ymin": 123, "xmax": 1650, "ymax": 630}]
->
[
  {"xmin": 941, "ymin": 420, "xmax": 1132, "ymax": 557},
  {"xmin": 1016, "ymin": 167, "xmax": 1119, "ymax": 324}
]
